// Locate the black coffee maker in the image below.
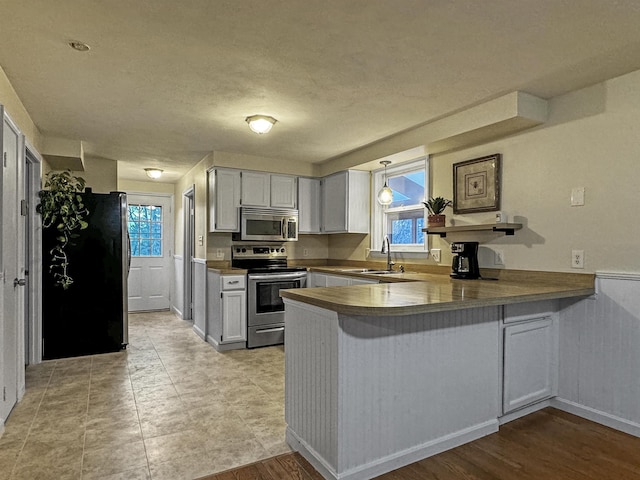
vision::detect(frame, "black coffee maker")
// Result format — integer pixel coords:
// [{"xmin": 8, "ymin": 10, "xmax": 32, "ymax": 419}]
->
[{"xmin": 450, "ymin": 242, "xmax": 480, "ymax": 279}]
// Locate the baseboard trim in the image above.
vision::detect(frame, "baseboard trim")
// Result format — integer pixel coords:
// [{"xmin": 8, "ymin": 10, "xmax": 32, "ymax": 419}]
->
[
  {"xmin": 287, "ymin": 419, "xmax": 499, "ymax": 480},
  {"xmin": 171, "ymin": 305, "xmax": 183, "ymax": 319},
  {"xmin": 192, "ymin": 324, "xmax": 205, "ymax": 340},
  {"xmin": 552, "ymin": 398, "xmax": 640, "ymax": 438},
  {"xmin": 205, "ymin": 335, "xmax": 246, "ymax": 352},
  {"xmin": 499, "ymin": 399, "xmax": 552, "ymax": 425}
]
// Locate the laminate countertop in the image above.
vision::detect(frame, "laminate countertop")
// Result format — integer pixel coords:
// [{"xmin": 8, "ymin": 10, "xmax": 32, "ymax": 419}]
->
[{"xmin": 280, "ymin": 267, "xmax": 595, "ymax": 316}]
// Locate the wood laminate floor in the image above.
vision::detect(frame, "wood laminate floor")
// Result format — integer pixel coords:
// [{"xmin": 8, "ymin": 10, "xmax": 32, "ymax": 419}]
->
[{"xmin": 199, "ymin": 408, "xmax": 640, "ymax": 480}]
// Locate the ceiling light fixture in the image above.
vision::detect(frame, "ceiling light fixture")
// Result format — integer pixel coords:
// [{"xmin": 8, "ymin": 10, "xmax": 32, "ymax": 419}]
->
[
  {"xmin": 377, "ymin": 161, "xmax": 393, "ymax": 205},
  {"xmin": 145, "ymin": 168, "xmax": 163, "ymax": 179},
  {"xmin": 69, "ymin": 41, "xmax": 90, "ymax": 52},
  {"xmin": 245, "ymin": 115, "xmax": 277, "ymax": 134}
]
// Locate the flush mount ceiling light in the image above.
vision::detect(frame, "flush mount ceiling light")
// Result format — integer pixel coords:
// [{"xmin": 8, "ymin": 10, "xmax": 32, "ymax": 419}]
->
[
  {"xmin": 68, "ymin": 41, "xmax": 90, "ymax": 52},
  {"xmin": 145, "ymin": 168, "xmax": 163, "ymax": 179},
  {"xmin": 377, "ymin": 160, "xmax": 393, "ymax": 205},
  {"xmin": 245, "ymin": 115, "xmax": 277, "ymax": 134}
]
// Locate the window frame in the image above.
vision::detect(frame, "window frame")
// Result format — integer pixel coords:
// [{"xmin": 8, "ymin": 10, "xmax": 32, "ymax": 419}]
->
[
  {"xmin": 371, "ymin": 156, "xmax": 429, "ymax": 254},
  {"xmin": 128, "ymin": 204, "xmax": 164, "ymax": 258}
]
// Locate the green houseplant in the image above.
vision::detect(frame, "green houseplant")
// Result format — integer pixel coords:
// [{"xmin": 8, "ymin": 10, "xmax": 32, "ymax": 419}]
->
[
  {"xmin": 36, "ymin": 171, "xmax": 89, "ymax": 289},
  {"xmin": 422, "ymin": 196, "xmax": 452, "ymax": 228}
]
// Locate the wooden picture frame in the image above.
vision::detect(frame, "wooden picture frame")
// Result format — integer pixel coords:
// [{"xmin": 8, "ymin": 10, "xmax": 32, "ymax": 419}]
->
[{"xmin": 453, "ymin": 154, "xmax": 501, "ymax": 214}]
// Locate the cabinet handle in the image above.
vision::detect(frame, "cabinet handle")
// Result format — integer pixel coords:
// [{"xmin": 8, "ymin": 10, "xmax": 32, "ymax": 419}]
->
[{"xmin": 227, "ymin": 280, "xmax": 239, "ymax": 284}]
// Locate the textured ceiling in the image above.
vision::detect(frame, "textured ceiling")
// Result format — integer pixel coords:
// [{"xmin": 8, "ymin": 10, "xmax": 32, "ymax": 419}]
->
[{"xmin": 2, "ymin": 0, "xmax": 640, "ymax": 182}]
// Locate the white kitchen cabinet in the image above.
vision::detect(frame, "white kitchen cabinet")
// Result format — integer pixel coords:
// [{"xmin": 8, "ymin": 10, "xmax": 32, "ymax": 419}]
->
[
  {"xmin": 241, "ymin": 171, "xmax": 298, "ymax": 208},
  {"xmin": 321, "ymin": 170, "xmax": 370, "ymax": 234},
  {"xmin": 270, "ymin": 174, "xmax": 297, "ymax": 208},
  {"xmin": 503, "ymin": 315, "xmax": 558, "ymax": 413},
  {"xmin": 241, "ymin": 171, "xmax": 271, "ymax": 207},
  {"xmin": 311, "ymin": 272, "xmax": 378, "ymax": 287},
  {"xmin": 208, "ymin": 168, "xmax": 241, "ymax": 232},
  {"xmin": 298, "ymin": 177, "xmax": 321, "ymax": 234},
  {"xmin": 206, "ymin": 271, "xmax": 247, "ymax": 351}
]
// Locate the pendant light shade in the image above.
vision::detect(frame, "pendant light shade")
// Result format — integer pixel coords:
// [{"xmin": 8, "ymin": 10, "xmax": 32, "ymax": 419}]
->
[{"xmin": 377, "ymin": 160, "xmax": 393, "ymax": 205}]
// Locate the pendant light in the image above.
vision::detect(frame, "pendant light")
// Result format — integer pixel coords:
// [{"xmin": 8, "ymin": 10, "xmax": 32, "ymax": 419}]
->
[{"xmin": 377, "ymin": 160, "xmax": 393, "ymax": 205}]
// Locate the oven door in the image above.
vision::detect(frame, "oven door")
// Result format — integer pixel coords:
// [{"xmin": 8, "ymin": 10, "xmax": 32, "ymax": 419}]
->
[{"xmin": 248, "ymin": 272, "xmax": 307, "ymax": 327}]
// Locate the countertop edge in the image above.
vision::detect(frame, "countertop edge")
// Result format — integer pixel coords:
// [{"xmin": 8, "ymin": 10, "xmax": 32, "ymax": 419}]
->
[{"xmin": 281, "ymin": 286, "xmax": 595, "ymax": 317}]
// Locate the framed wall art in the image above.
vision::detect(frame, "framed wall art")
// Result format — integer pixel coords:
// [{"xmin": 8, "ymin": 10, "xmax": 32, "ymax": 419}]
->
[{"xmin": 453, "ymin": 153, "xmax": 501, "ymax": 214}]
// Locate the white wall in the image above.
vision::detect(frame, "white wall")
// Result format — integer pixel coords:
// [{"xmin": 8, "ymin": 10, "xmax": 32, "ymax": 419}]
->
[{"xmin": 426, "ymin": 70, "xmax": 640, "ymax": 273}]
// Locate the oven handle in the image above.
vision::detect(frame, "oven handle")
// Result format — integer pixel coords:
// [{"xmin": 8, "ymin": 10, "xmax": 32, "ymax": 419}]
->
[
  {"xmin": 256, "ymin": 326, "xmax": 285, "ymax": 334},
  {"xmin": 248, "ymin": 272, "xmax": 308, "ymax": 281}
]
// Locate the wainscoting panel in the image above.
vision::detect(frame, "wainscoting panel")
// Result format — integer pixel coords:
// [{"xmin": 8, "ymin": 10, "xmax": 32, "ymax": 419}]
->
[
  {"xmin": 192, "ymin": 258, "xmax": 207, "ymax": 339},
  {"xmin": 557, "ymin": 273, "xmax": 640, "ymax": 435},
  {"xmin": 172, "ymin": 255, "xmax": 183, "ymax": 318}
]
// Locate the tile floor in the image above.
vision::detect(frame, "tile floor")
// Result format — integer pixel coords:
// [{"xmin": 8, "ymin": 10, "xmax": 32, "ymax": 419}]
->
[{"xmin": 0, "ymin": 311, "xmax": 289, "ymax": 480}]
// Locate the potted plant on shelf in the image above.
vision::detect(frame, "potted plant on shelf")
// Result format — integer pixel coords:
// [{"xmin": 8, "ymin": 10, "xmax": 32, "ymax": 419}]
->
[
  {"xmin": 422, "ymin": 197, "xmax": 452, "ymax": 228},
  {"xmin": 36, "ymin": 171, "xmax": 89, "ymax": 289}
]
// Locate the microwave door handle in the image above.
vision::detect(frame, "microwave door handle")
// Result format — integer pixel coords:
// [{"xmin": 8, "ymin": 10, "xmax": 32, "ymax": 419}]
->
[{"xmin": 282, "ymin": 218, "xmax": 286, "ymax": 239}]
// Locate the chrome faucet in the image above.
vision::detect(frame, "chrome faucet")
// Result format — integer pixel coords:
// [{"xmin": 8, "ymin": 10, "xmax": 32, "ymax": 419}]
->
[{"xmin": 381, "ymin": 235, "xmax": 395, "ymax": 271}]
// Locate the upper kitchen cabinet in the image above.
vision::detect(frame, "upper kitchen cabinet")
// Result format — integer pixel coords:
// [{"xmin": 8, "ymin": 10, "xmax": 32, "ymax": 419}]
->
[
  {"xmin": 241, "ymin": 171, "xmax": 271, "ymax": 207},
  {"xmin": 298, "ymin": 177, "xmax": 321, "ymax": 234},
  {"xmin": 241, "ymin": 172, "xmax": 297, "ymax": 209},
  {"xmin": 322, "ymin": 170, "xmax": 370, "ymax": 234},
  {"xmin": 270, "ymin": 174, "xmax": 297, "ymax": 208},
  {"xmin": 208, "ymin": 168, "xmax": 241, "ymax": 232}
]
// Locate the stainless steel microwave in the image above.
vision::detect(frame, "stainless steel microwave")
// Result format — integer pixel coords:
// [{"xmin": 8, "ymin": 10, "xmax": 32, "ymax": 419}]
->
[{"xmin": 235, "ymin": 207, "xmax": 298, "ymax": 242}]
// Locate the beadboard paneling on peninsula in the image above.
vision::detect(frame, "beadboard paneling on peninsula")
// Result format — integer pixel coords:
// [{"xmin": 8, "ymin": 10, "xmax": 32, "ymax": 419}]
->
[{"xmin": 556, "ymin": 273, "xmax": 640, "ymax": 436}]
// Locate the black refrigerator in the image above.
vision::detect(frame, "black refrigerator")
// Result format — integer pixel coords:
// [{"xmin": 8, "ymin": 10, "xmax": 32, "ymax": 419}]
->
[{"xmin": 42, "ymin": 191, "xmax": 129, "ymax": 360}]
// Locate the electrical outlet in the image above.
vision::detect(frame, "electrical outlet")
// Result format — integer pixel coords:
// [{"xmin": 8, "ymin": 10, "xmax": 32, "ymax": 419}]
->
[
  {"xmin": 303, "ymin": 249, "xmax": 309, "ymax": 257},
  {"xmin": 571, "ymin": 249, "xmax": 584, "ymax": 269},
  {"xmin": 494, "ymin": 249, "xmax": 505, "ymax": 265},
  {"xmin": 198, "ymin": 235, "xmax": 203, "ymax": 246},
  {"xmin": 216, "ymin": 248, "xmax": 224, "ymax": 259},
  {"xmin": 431, "ymin": 249, "xmax": 441, "ymax": 262}
]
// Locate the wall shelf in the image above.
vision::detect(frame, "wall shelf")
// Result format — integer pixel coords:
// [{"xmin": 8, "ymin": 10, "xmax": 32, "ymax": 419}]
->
[{"xmin": 423, "ymin": 223, "xmax": 523, "ymax": 238}]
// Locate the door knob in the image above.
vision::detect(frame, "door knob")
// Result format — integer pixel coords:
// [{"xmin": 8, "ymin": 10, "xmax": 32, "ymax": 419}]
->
[{"xmin": 13, "ymin": 278, "xmax": 26, "ymax": 287}]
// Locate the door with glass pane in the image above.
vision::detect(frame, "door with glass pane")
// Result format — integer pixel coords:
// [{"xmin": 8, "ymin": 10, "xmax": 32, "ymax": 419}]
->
[{"xmin": 127, "ymin": 194, "xmax": 173, "ymax": 311}]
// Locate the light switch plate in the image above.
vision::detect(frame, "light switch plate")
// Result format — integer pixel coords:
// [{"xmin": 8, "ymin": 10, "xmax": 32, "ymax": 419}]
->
[
  {"xmin": 571, "ymin": 187, "xmax": 585, "ymax": 206},
  {"xmin": 431, "ymin": 249, "xmax": 441, "ymax": 262}
]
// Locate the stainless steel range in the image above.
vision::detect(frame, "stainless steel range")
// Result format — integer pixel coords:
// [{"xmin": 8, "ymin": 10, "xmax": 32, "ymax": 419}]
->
[{"xmin": 232, "ymin": 245, "xmax": 307, "ymax": 348}]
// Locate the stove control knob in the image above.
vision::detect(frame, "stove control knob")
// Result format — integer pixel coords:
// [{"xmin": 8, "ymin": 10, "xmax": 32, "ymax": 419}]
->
[
  {"xmin": 241, "ymin": 248, "xmax": 247, "ymax": 253},
  {"xmin": 271, "ymin": 248, "xmax": 276, "ymax": 252},
  {"xmin": 235, "ymin": 248, "xmax": 240, "ymax": 253},
  {"xmin": 280, "ymin": 248, "xmax": 285, "ymax": 252}
]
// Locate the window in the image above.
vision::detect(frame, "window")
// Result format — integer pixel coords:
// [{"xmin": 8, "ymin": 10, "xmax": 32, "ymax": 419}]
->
[
  {"xmin": 128, "ymin": 204, "xmax": 163, "ymax": 257},
  {"xmin": 372, "ymin": 157, "xmax": 428, "ymax": 253}
]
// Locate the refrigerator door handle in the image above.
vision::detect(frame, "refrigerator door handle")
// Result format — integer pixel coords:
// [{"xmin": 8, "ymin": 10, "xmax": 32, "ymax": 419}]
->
[{"xmin": 126, "ymin": 231, "xmax": 131, "ymax": 274}]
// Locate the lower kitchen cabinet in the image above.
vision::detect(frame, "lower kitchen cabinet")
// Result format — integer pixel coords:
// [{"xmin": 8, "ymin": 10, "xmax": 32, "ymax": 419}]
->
[
  {"xmin": 206, "ymin": 270, "xmax": 247, "ymax": 351},
  {"xmin": 310, "ymin": 272, "xmax": 379, "ymax": 287},
  {"xmin": 502, "ymin": 313, "xmax": 558, "ymax": 414}
]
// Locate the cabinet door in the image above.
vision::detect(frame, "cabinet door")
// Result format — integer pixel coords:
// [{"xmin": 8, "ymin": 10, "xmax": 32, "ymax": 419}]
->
[
  {"xmin": 326, "ymin": 274, "xmax": 350, "ymax": 287},
  {"xmin": 209, "ymin": 169, "xmax": 240, "ymax": 232},
  {"xmin": 271, "ymin": 174, "xmax": 297, "ymax": 208},
  {"xmin": 322, "ymin": 172, "xmax": 347, "ymax": 233},
  {"xmin": 350, "ymin": 277, "xmax": 378, "ymax": 285},
  {"xmin": 241, "ymin": 171, "xmax": 270, "ymax": 206},
  {"xmin": 503, "ymin": 317, "xmax": 557, "ymax": 413},
  {"xmin": 298, "ymin": 177, "xmax": 321, "ymax": 233},
  {"xmin": 222, "ymin": 290, "xmax": 247, "ymax": 343}
]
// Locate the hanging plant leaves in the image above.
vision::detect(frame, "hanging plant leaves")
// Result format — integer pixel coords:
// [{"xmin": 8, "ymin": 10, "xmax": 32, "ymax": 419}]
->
[{"xmin": 36, "ymin": 171, "xmax": 89, "ymax": 289}]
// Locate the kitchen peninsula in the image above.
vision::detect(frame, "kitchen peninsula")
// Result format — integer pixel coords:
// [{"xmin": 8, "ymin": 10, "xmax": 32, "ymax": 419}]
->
[{"xmin": 281, "ymin": 271, "xmax": 594, "ymax": 480}]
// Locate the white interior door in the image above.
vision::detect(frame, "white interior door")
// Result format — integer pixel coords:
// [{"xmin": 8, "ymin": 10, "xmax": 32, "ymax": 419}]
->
[
  {"xmin": 127, "ymin": 194, "xmax": 173, "ymax": 312},
  {"xmin": 1, "ymin": 108, "xmax": 24, "ymax": 421}
]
